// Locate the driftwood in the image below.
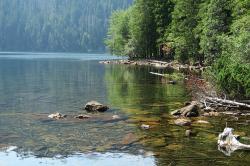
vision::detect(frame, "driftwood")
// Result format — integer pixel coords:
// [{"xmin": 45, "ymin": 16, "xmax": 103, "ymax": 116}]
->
[
  {"xmin": 205, "ymin": 97, "xmax": 250, "ymax": 109},
  {"xmin": 149, "ymin": 72, "xmax": 165, "ymax": 77},
  {"xmin": 218, "ymin": 128, "xmax": 250, "ymax": 156},
  {"xmin": 148, "ymin": 60, "xmax": 169, "ymax": 65},
  {"xmin": 238, "ymin": 100, "xmax": 250, "ymax": 104}
]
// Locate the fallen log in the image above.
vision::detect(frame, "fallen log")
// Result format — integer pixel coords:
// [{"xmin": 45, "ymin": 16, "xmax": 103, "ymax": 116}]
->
[
  {"xmin": 237, "ymin": 100, "xmax": 250, "ymax": 104},
  {"xmin": 149, "ymin": 72, "xmax": 165, "ymax": 77},
  {"xmin": 218, "ymin": 127, "xmax": 250, "ymax": 156},
  {"xmin": 147, "ymin": 60, "xmax": 169, "ymax": 64},
  {"xmin": 205, "ymin": 97, "xmax": 250, "ymax": 109}
]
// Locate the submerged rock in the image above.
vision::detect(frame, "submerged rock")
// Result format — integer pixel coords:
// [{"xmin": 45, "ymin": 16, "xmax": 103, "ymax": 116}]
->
[
  {"xmin": 138, "ymin": 149, "xmax": 155, "ymax": 156},
  {"xmin": 174, "ymin": 118, "xmax": 191, "ymax": 126},
  {"xmin": 166, "ymin": 143, "xmax": 183, "ymax": 150},
  {"xmin": 112, "ymin": 115, "xmax": 120, "ymax": 120},
  {"xmin": 185, "ymin": 130, "xmax": 196, "ymax": 137},
  {"xmin": 141, "ymin": 124, "xmax": 150, "ymax": 130},
  {"xmin": 74, "ymin": 114, "xmax": 91, "ymax": 119},
  {"xmin": 84, "ymin": 101, "xmax": 109, "ymax": 112},
  {"xmin": 121, "ymin": 133, "xmax": 138, "ymax": 145},
  {"xmin": 144, "ymin": 151, "xmax": 155, "ymax": 157},
  {"xmin": 195, "ymin": 120, "xmax": 210, "ymax": 124},
  {"xmin": 48, "ymin": 112, "xmax": 66, "ymax": 119}
]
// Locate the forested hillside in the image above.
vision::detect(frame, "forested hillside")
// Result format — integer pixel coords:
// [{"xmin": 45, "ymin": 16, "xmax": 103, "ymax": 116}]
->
[
  {"xmin": 0, "ymin": 0, "xmax": 133, "ymax": 52},
  {"xmin": 106, "ymin": 0, "xmax": 250, "ymax": 98}
]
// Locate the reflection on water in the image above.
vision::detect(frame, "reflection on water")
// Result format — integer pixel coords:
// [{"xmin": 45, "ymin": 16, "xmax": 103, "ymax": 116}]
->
[
  {"xmin": 0, "ymin": 53, "xmax": 250, "ymax": 165},
  {"xmin": 0, "ymin": 147, "xmax": 155, "ymax": 166},
  {"xmin": 0, "ymin": 52, "xmax": 124, "ymax": 60}
]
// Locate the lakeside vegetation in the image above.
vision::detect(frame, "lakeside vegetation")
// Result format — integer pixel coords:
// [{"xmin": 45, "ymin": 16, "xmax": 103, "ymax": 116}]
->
[{"xmin": 105, "ymin": 0, "xmax": 250, "ymax": 98}]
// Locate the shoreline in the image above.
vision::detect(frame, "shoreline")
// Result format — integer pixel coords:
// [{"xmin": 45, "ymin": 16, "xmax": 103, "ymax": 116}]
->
[
  {"xmin": 100, "ymin": 59, "xmax": 205, "ymax": 73},
  {"xmin": 100, "ymin": 59, "xmax": 250, "ymax": 118}
]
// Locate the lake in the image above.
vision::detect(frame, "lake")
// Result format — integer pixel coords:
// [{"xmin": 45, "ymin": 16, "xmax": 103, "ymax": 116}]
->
[{"xmin": 0, "ymin": 52, "xmax": 250, "ymax": 166}]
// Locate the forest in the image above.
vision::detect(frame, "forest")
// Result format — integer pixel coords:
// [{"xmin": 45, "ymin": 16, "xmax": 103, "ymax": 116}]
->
[
  {"xmin": 105, "ymin": 0, "xmax": 250, "ymax": 98},
  {"xmin": 0, "ymin": 0, "xmax": 133, "ymax": 52}
]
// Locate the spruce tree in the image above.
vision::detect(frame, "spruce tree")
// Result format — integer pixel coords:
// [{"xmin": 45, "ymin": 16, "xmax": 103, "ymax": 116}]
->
[
  {"xmin": 166, "ymin": 0, "xmax": 201, "ymax": 63},
  {"xmin": 105, "ymin": 10, "xmax": 130, "ymax": 55},
  {"xmin": 128, "ymin": 0, "xmax": 158, "ymax": 58},
  {"xmin": 212, "ymin": 0, "xmax": 250, "ymax": 98},
  {"xmin": 198, "ymin": 0, "xmax": 232, "ymax": 65},
  {"xmin": 153, "ymin": 0, "xmax": 174, "ymax": 59}
]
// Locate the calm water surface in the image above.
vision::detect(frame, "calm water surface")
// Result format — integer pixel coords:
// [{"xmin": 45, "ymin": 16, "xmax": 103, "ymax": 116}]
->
[{"xmin": 0, "ymin": 52, "xmax": 250, "ymax": 166}]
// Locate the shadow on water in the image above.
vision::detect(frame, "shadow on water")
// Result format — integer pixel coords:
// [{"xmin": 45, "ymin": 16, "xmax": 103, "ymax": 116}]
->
[{"xmin": 0, "ymin": 53, "xmax": 250, "ymax": 165}]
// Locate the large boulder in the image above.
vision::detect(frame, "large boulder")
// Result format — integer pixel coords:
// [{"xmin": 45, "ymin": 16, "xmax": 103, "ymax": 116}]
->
[
  {"xmin": 84, "ymin": 101, "xmax": 109, "ymax": 112},
  {"xmin": 171, "ymin": 101, "xmax": 200, "ymax": 117}
]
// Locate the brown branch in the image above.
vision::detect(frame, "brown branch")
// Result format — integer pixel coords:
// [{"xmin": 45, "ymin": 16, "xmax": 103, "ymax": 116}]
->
[{"xmin": 206, "ymin": 97, "xmax": 250, "ymax": 109}]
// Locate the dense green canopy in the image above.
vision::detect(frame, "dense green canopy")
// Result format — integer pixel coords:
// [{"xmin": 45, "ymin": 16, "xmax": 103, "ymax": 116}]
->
[
  {"xmin": 106, "ymin": 0, "xmax": 250, "ymax": 98},
  {"xmin": 0, "ymin": 0, "xmax": 133, "ymax": 52}
]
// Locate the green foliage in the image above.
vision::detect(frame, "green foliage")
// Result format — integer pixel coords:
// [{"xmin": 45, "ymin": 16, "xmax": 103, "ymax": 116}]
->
[
  {"xmin": 198, "ymin": 0, "xmax": 232, "ymax": 65},
  {"xmin": 127, "ymin": 0, "xmax": 158, "ymax": 58},
  {"xmin": 166, "ymin": 0, "xmax": 201, "ymax": 63},
  {"xmin": 153, "ymin": 0, "xmax": 174, "ymax": 44},
  {"xmin": 104, "ymin": 64, "xmax": 188, "ymax": 109},
  {"xmin": 212, "ymin": 1, "xmax": 250, "ymax": 98},
  {"xmin": 0, "ymin": 0, "xmax": 133, "ymax": 52},
  {"xmin": 105, "ymin": 9, "xmax": 130, "ymax": 55},
  {"xmin": 106, "ymin": 0, "xmax": 249, "ymax": 98},
  {"xmin": 164, "ymin": 73, "xmax": 184, "ymax": 81},
  {"xmin": 106, "ymin": 0, "xmax": 173, "ymax": 59},
  {"xmin": 213, "ymin": 53, "xmax": 250, "ymax": 98}
]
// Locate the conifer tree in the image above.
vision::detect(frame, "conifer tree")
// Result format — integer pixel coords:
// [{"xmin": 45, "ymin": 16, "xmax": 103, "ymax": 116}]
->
[
  {"xmin": 127, "ymin": 0, "xmax": 158, "ymax": 58},
  {"xmin": 198, "ymin": 0, "xmax": 232, "ymax": 64},
  {"xmin": 211, "ymin": 0, "xmax": 250, "ymax": 97},
  {"xmin": 166, "ymin": 0, "xmax": 201, "ymax": 63}
]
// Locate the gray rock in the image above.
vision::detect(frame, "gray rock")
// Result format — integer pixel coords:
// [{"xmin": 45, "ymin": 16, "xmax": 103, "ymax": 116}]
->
[
  {"xmin": 141, "ymin": 124, "xmax": 150, "ymax": 130},
  {"xmin": 196, "ymin": 120, "xmax": 210, "ymax": 124},
  {"xmin": 174, "ymin": 118, "xmax": 191, "ymax": 126},
  {"xmin": 84, "ymin": 101, "xmax": 109, "ymax": 112},
  {"xmin": 185, "ymin": 130, "xmax": 196, "ymax": 137},
  {"xmin": 112, "ymin": 115, "xmax": 120, "ymax": 119},
  {"xmin": 75, "ymin": 114, "xmax": 91, "ymax": 119},
  {"xmin": 171, "ymin": 101, "xmax": 200, "ymax": 117},
  {"xmin": 171, "ymin": 109, "xmax": 181, "ymax": 116},
  {"xmin": 48, "ymin": 112, "xmax": 66, "ymax": 119}
]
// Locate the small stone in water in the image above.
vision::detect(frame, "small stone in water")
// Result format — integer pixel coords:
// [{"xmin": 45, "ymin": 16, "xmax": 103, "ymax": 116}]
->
[
  {"xmin": 138, "ymin": 149, "xmax": 144, "ymax": 154},
  {"xmin": 84, "ymin": 101, "xmax": 109, "ymax": 112},
  {"xmin": 48, "ymin": 112, "xmax": 66, "ymax": 119},
  {"xmin": 196, "ymin": 120, "xmax": 210, "ymax": 124},
  {"xmin": 75, "ymin": 114, "xmax": 91, "ymax": 119},
  {"xmin": 185, "ymin": 130, "xmax": 192, "ymax": 137},
  {"xmin": 185, "ymin": 130, "xmax": 196, "ymax": 137},
  {"xmin": 144, "ymin": 151, "xmax": 155, "ymax": 157},
  {"xmin": 141, "ymin": 124, "xmax": 150, "ymax": 130},
  {"xmin": 112, "ymin": 115, "xmax": 120, "ymax": 119},
  {"xmin": 174, "ymin": 118, "xmax": 191, "ymax": 126}
]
